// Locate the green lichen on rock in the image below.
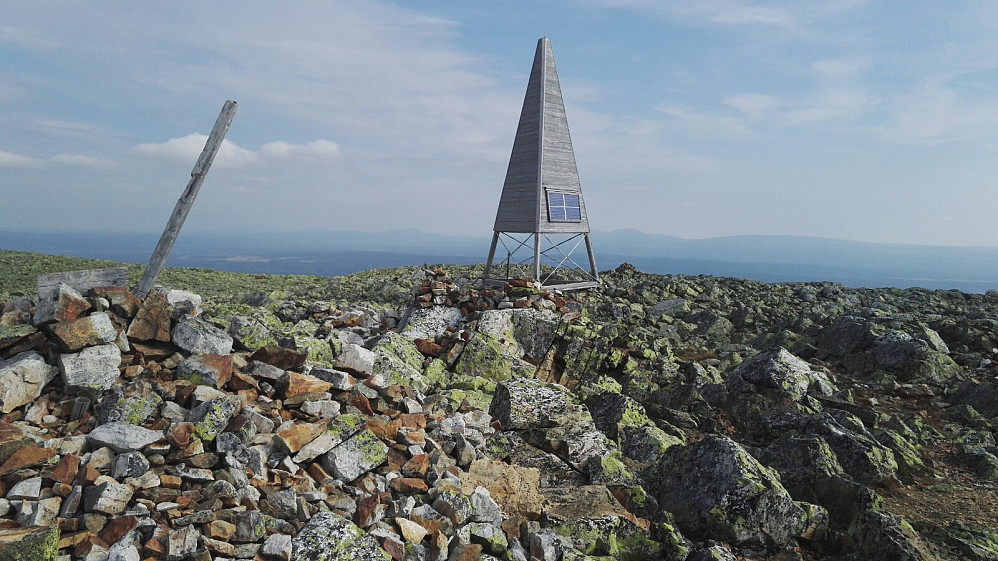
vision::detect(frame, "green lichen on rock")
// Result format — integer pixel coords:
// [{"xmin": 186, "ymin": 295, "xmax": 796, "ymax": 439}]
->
[
  {"xmin": 228, "ymin": 312, "xmax": 280, "ymax": 351},
  {"xmin": 552, "ymin": 515, "xmax": 662, "ymax": 561},
  {"xmin": 0, "ymin": 525, "xmax": 60, "ymax": 561},
  {"xmin": 190, "ymin": 397, "xmax": 236, "ymax": 443},
  {"xmin": 593, "ymin": 450, "xmax": 638, "ymax": 486},
  {"xmin": 439, "ymin": 373, "xmax": 497, "ymax": 411},
  {"xmin": 454, "ymin": 331, "xmax": 533, "ymax": 382},
  {"xmin": 290, "ymin": 510, "xmax": 390, "ymax": 561},
  {"xmin": 99, "ymin": 391, "xmax": 163, "ymax": 425},
  {"xmin": 327, "ymin": 413, "xmax": 366, "ymax": 442},
  {"xmin": 574, "ymin": 375, "xmax": 622, "ymax": 402},
  {"xmin": 422, "ymin": 358, "xmax": 451, "ymax": 388},
  {"xmin": 872, "ymin": 428, "xmax": 925, "ymax": 483},
  {"xmin": 372, "ymin": 332, "xmax": 427, "ymax": 392},
  {"xmin": 296, "ymin": 336, "xmax": 337, "ymax": 368},
  {"xmin": 913, "ymin": 520, "xmax": 998, "ymax": 561}
]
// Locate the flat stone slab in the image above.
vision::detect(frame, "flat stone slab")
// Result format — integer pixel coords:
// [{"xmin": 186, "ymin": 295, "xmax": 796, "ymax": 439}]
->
[{"xmin": 87, "ymin": 422, "xmax": 163, "ymax": 453}]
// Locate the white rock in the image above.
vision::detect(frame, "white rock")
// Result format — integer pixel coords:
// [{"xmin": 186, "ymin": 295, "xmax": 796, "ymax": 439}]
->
[
  {"xmin": 8, "ymin": 476, "xmax": 42, "ymax": 500},
  {"xmin": 0, "ymin": 351, "xmax": 57, "ymax": 414},
  {"xmin": 335, "ymin": 344, "xmax": 375, "ymax": 377},
  {"xmin": 59, "ymin": 344, "xmax": 121, "ymax": 392},
  {"xmin": 87, "ymin": 422, "xmax": 162, "ymax": 453},
  {"xmin": 261, "ymin": 533, "xmax": 292, "ymax": 561}
]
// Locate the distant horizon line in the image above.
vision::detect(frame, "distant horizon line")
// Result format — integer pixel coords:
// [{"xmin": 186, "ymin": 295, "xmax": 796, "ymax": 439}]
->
[{"xmin": 3, "ymin": 228, "xmax": 998, "ymax": 250}]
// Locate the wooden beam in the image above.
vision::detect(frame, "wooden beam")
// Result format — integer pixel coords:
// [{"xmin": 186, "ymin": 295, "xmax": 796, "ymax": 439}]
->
[
  {"xmin": 136, "ymin": 100, "xmax": 238, "ymax": 298},
  {"xmin": 35, "ymin": 267, "xmax": 129, "ymax": 324}
]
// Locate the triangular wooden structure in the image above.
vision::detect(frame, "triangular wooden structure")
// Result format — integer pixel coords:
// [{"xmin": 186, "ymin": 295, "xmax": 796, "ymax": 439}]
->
[{"xmin": 483, "ymin": 37, "xmax": 599, "ymax": 291}]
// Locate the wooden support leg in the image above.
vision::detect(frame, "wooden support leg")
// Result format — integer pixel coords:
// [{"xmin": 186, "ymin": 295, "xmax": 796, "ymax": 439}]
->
[
  {"xmin": 483, "ymin": 232, "xmax": 500, "ymax": 281},
  {"xmin": 585, "ymin": 233, "xmax": 599, "ymax": 281}
]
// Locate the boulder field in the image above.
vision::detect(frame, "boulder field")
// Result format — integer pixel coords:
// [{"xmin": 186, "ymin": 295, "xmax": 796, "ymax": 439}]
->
[{"xmin": 0, "ymin": 263, "xmax": 996, "ymax": 561}]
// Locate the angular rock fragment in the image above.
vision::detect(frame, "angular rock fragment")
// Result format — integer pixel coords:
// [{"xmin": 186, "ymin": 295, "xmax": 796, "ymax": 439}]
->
[
  {"xmin": 645, "ymin": 435, "xmax": 806, "ymax": 551},
  {"xmin": 188, "ymin": 397, "xmax": 236, "ymax": 442},
  {"xmin": 126, "ymin": 292, "xmax": 172, "ymax": 342},
  {"xmin": 34, "ymin": 282, "xmax": 90, "ymax": 325},
  {"xmin": 321, "ymin": 429, "xmax": 389, "ymax": 482},
  {"xmin": 0, "ymin": 525, "xmax": 60, "ymax": 561},
  {"xmin": 336, "ymin": 343, "xmax": 376, "ymax": 377},
  {"xmin": 489, "ymin": 377, "xmax": 573, "ymax": 430},
  {"xmin": 59, "ymin": 343, "xmax": 121, "ymax": 393},
  {"xmin": 0, "ymin": 351, "xmax": 57, "ymax": 413},
  {"xmin": 171, "ymin": 314, "xmax": 233, "ymax": 355},
  {"xmin": 83, "ymin": 476, "xmax": 133, "ymax": 515},
  {"xmin": 290, "ymin": 510, "xmax": 390, "ymax": 560},
  {"xmin": 87, "ymin": 422, "xmax": 162, "ymax": 453},
  {"xmin": 176, "ymin": 353, "xmax": 233, "ymax": 388}
]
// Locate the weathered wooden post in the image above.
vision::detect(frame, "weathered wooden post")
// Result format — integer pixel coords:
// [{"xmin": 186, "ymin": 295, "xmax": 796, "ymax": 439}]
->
[{"xmin": 135, "ymin": 100, "xmax": 238, "ymax": 298}]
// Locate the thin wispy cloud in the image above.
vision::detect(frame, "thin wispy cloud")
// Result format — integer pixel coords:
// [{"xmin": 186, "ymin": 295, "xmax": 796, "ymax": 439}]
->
[
  {"xmin": 0, "ymin": 24, "xmax": 58, "ymax": 48},
  {"xmin": 50, "ymin": 154, "xmax": 117, "ymax": 168},
  {"xmin": 133, "ymin": 135, "xmax": 340, "ymax": 168},
  {"xmin": 0, "ymin": 150, "xmax": 115, "ymax": 169},
  {"xmin": 0, "ymin": 150, "xmax": 40, "ymax": 168}
]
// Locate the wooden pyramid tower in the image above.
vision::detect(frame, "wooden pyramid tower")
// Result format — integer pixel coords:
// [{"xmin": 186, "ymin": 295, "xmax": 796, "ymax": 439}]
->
[{"xmin": 483, "ymin": 37, "xmax": 600, "ymax": 290}]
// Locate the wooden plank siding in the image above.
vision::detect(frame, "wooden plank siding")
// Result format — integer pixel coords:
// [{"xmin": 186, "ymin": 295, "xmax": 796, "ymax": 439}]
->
[
  {"xmin": 493, "ymin": 38, "xmax": 590, "ymax": 235},
  {"xmin": 485, "ymin": 38, "xmax": 599, "ymax": 289}
]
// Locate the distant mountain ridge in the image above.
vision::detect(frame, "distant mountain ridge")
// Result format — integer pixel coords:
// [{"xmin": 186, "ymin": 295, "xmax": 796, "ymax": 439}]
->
[{"xmin": 2, "ymin": 229, "xmax": 996, "ymax": 292}]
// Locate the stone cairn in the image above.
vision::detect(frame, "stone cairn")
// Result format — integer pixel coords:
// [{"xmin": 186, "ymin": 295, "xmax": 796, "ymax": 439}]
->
[
  {"xmin": 0, "ymin": 271, "xmax": 641, "ymax": 561},
  {"xmin": 409, "ymin": 268, "xmax": 574, "ymax": 363}
]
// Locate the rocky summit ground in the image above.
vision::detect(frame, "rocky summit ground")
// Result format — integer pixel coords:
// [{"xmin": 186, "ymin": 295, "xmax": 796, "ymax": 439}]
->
[{"xmin": 0, "ymin": 251, "xmax": 997, "ymax": 561}]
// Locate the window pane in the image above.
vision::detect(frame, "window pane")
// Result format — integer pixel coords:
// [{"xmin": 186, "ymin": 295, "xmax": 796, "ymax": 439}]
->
[
  {"xmin": 547, "ymin": 191, "xmax": 581, "ymax": 222},
  {"xmin": 564, "ymin": 194, "xmax": 581, "ymax": 220}
]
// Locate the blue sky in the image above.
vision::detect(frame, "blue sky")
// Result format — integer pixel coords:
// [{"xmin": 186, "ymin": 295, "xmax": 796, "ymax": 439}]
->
[{"xmin": 3, "ymin": 1, "xmax": 998, "ymax": 246}]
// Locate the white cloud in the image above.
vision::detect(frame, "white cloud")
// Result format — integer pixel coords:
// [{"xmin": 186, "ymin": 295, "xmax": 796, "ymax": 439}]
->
[
  {"xmin": 779, "ymin": 90, "xmax": 877, "ymax": 126},
  {"xmin": 0, "ymin": 24, "xmax": 57, "ymax": 48},
  {"xmin": 0, "ymin": 150, "xmax": 114, "ymax": 169},
  {"xmin": 50, "ymin": 154, "xmax": 117, "ymax": 168},
  {"xmin": 134, "ymin": 134, "xmax": 257, "ymax": 167},
  {"xmin": 709, "ymin": 5, "xmax": 792, "ymax": 26},
  {"xmin": 655, "ymin": 104, "xmax": 751, "ymax": 138},
  {"xmin": 259, "ymin": 140, "xmax": 340, "ymax": 160},
  {"xmin": 878, "ymin": 80, "xmax": 998, "ymax": 145},
  {"xmin": 134, "ymin": 135, "xmax": 341, "ymax": 167},
  {"xmin": 0, "ymin": 150, "xmax": 40, "ymax": 168},
  {"xmin": 587, "ymin": 0, "xmax": 794, "ymax": 28},
  {"xmin": 724, "ymin": 93, "xmax": 784, "ymax": 119}
]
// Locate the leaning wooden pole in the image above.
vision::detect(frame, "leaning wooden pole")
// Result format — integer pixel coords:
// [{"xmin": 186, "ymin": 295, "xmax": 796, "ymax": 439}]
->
[{"xmin": 136, "ymin": 100, "xmax": 238, "ymax": 298}]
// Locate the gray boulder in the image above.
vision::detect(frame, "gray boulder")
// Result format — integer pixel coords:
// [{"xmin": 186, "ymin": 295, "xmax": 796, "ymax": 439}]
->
[
  {"xmin": 48, "ymin": 311, "xmax": 118, "ymax": 352},
  {"xmin": 511, "ymin": 308, "xmax": 560, "ymax": 362},
  {"xmin": 644, "ymin": 435, "xmax": 807, "ymax": 551},
  {"xmin": 171, "ymin": 314, "xmax": 233, "ymax": 355},
  {"xmin": 335, "ymin": 343, "xmax": 376, "ymax": 377},
  {"xmin": 321, "ymin": 428, "xmax": 388, "ymax": 482},
  {"xmin": 489, "ymin": 377, "xmax": 573, "ymax": 430},
  {"xmin": 371, "ymin": 332, "xmax": 427, "ymax": 392},
  {"xmin": 188, "ymin": 397, "xmax": 237, "ymax": 442},
  {"xmin": 290, "ymin": 510, "xmax": 390, "ymax": 560},
  {"xmin": 87, "ymin": 422, "xmax": 162, "ymax": 453},
  {"xmin": 400, "ymin": 305, "xmax": 463, "ymax": 340}
]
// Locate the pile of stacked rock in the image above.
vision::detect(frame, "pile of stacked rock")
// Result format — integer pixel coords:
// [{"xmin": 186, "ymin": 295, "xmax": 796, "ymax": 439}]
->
[{"xmin": 0, "ymin": 269, "xmax": 652, "ymax": 561}]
